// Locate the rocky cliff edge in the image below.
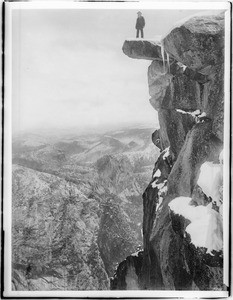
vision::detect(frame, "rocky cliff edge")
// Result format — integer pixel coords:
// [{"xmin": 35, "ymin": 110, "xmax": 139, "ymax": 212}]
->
[{"xmin": 111, "ymin": 11, "xmax": 226, "ymax": 291}]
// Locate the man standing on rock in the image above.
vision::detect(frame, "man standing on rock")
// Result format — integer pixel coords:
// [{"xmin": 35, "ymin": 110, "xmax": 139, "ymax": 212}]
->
[{"xmin": 136, "ymin": 11, "xmax": 145, "ymax": 38}]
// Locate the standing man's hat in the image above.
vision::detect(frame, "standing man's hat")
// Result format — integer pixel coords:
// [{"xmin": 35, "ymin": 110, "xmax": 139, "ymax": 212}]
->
[{"xmin": 137, "ymin": 11, "xmax": 142, "ymax": 14}]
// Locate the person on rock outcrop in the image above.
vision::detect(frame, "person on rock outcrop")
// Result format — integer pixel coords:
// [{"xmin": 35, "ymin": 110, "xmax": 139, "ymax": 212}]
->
[{"xmin": 136, "ymin": 11, "xmax": 145, "ymax": 38}]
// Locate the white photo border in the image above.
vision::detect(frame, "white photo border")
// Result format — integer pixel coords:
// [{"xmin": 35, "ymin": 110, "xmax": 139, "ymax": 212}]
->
[{"xmin": 3, "ymin": 1, "xmax": 231, "ymax": 298}]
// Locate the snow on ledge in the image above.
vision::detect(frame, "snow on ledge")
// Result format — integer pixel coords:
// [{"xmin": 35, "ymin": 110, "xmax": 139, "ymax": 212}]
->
[
  {"xmin": 168, "ymin": 197, "xmax": 200, "ymax": 221},
  {"xmin": 198, "ymin": 112, "xmax": 207, "ymax": 118},
  {"xmin": 151, "ymin": 179, "xmax": 168, "ymax": 211},
  {"xmin": 176, "ymin": 109, "xmax": 201, "ymax": 117},
  {"xmin": 151, "ymin": 179, "xmax": 164, "ymax": 189},
  {"xmin": 177, "ymin": 61, "xmax": 187, "ymax": 71},
  {"xmin": 176, "ymin": 109, "xmax": 209, "ymax": 123},
  {"xmin": 162, "ymin": 147, "xmax": 170, "ymax": 160},
  {"xmin": 153, "ymin": 169, "xmax": 161, "ymax": 178},
  {"xmin": 197, "ymin": 161, "xmax": 222, "ymax": 206},
  {"xmin": 156, "ymin": 184, "xmax": 168, "ymax": 212},
  {"xmin": 131, "ymin": 251, "xmax": 140, "ymax": 257},
  {"xmin": 168, "ymin": 197, "xmax": 223, "ymax": 254}
]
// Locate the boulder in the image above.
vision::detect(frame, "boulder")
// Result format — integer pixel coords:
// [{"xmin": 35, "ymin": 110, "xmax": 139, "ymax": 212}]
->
[{"xmin": 163, "ymin": 12, "xmax": 225, "ymax": 71}]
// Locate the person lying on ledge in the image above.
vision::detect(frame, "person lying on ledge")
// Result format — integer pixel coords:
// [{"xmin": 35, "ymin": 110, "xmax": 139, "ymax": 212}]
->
[{"xmin": 136, "ymin": 11, "xmax": 145, "ymax": 38}]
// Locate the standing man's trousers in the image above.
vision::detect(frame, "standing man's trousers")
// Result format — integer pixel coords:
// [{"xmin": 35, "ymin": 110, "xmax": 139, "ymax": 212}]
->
[{"xmin": 136, "ymin": 28, "xmax": 144, "ymax": 38}]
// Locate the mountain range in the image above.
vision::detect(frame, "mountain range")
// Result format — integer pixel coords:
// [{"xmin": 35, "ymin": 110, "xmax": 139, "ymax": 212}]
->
[{"xmin": 12, "ymin": 126, "xmax": 160, "ymax": 290}]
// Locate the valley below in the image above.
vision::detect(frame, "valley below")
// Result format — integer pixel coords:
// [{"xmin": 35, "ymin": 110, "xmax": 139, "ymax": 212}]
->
[{"xmin": 12, "ymin": 125, "xmax": 159, "ymax": 290}]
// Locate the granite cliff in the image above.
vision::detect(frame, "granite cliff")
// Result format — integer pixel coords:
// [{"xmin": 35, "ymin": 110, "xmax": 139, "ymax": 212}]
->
[{"xmin": 111, "ymin": 11, "xmax": 225, "ymax": 290}]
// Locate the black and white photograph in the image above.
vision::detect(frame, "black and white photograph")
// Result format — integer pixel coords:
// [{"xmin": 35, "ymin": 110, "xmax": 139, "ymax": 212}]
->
[{"xmin": 3, "ymin": 1, "xmax": 231, "ymax": 298}]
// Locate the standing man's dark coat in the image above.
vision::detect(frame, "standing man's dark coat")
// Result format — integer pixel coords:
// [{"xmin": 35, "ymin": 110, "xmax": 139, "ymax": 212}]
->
[{"xmin": 136, "ymin": 11, "xmax": 145, "ymax": 38}]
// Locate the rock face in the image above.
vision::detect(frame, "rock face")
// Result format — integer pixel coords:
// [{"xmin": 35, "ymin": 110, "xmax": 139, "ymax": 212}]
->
[
  {"xmin": 12, "ymin": 165, "xmax": 110, "ymax": 291},
  {"xmin": 112, "ymin": 11, "xmax": 226, "ymax": 290},
  {"xmin": 163, "ymin": 13, "xmax": 224, "ymax": 71}
]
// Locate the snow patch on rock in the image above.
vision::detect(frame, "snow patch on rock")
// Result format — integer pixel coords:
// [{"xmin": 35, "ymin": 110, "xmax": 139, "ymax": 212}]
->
[
  {"xmin": 159, "ymin": 184, "xmax": 167, "ymax": 195},
  {"xmin": 151, "ymin": 179, "xmax": 168, "ymax": 211},
  {"xmin": 151, "ymin": 179, "xmax": 164, "ymax": 189},
  {"xmin": 198, "ymin": 112, "xmax": 207, "ymax": 118},
  {"xmin": 176, "ymin": 109, "xmax": 209, "ymax": 124},
  {"xmin": 162, "ymin": 147, "xmax": 170, "ymax": 160},
  {"xmin": 177, "ymin": 61, "xmax": 187, "ymax": 71},
  {"xmin": 169, "ymin": 197, "xmax": 223, "ymax": 254},
  {"xmin": 153, "ymin": 168, "xmax": 161, "ymax": 178},
  {"xmin": 186, "ymin": 207, "xmax": 223, "ymax": 254},
  {"xmin": 176, "ymin": 109, "xmax": 201, "ymax": 117},
  {"xmin": 169, "ymin": 197, "xmax": 200, "ymax": 221},
  {"xmin": 197, "ymin": 162, "xmax": 223, "ymax": 206},
  {"xmin": 131, "ymin": 251, "xmax": 140, "ymax": 257}
]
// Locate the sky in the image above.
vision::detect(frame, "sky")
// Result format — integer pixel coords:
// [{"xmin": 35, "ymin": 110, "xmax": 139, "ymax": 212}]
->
[{"xmin": 12, "ymin": 7, "xmax": 205, "ymax": 134}]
